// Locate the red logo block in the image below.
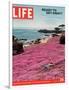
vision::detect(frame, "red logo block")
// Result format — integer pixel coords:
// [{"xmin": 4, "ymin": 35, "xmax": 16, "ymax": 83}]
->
[{"xmin": 12, "ymin": 6, "xmax": 33, "ymax": 19}]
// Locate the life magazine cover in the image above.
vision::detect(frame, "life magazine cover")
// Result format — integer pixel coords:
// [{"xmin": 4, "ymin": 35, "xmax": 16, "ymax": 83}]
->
[{"xmin": 12, "ymin": 4, "xmax": 65, "ymax": 86}]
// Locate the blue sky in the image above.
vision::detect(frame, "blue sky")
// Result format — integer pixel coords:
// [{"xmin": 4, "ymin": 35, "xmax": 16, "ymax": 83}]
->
[{"xmin": 13, "ymin": 4, "xmax": 65, "ymax": 30}]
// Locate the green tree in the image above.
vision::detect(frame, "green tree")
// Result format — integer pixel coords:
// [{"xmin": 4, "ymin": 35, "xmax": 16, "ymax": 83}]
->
[
  {"xmin": 58, "ymin": 24, "xmax": 65, "ymax": 31},
  {"xmin": 59, "ymin": 24, "xmax": 65, "ymax": 27},
  {"xmin": 54, "ymin": 27, "xmax": 60, "ymax": 33}
]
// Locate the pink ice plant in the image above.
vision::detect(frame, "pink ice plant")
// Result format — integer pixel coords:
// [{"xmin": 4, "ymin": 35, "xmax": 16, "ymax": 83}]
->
[{"xmin": 13, "ymin": 36, "xmax": 65, "ymax": 82}]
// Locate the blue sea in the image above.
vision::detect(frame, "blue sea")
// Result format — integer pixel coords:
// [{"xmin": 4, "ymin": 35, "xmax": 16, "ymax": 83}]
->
[{"xmin": 13, "ymin": 29, "xmax": 50, "ymax": 41}]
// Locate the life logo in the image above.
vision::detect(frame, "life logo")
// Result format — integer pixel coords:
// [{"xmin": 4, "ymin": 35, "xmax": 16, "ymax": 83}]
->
[{"xmin": 12, "ymin": 6, "xmax": 33, "ymax": 19}]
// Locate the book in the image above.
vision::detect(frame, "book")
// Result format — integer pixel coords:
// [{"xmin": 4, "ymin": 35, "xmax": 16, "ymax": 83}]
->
[{"xmin": 12, "ymin": 4, "xmax": 65, "ymax": 86}]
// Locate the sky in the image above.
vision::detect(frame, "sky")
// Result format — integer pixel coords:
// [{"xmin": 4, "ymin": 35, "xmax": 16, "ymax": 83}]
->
[{"xmin": 12, "ymin": 4, "xmax": 65, "ymax": 30}]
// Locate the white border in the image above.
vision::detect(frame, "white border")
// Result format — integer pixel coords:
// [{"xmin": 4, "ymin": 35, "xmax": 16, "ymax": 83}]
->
[
  {"xmin": 9, "ymin": 1, "xmax": 12, "ymax": 88},
  {"xmin": 12, "ymin": 0, "xmax": 65, "ymax": 7}
]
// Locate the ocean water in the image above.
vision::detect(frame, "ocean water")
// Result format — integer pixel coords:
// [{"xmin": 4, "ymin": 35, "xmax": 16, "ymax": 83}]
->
[{"xmin": 13, "ymin": 29, "xmax": 50, "ymax": 41}]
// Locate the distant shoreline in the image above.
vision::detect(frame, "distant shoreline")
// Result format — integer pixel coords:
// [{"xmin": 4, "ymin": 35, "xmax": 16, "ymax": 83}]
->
[{"xmin": 23, "ymin": 35, "xmax": 52, "ymax": 48}]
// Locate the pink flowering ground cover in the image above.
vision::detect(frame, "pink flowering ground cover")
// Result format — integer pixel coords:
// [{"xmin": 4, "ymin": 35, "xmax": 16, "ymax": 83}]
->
[{"xmin": 13, "ymin": 36, "xmax": 65, "ymax": 83}]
